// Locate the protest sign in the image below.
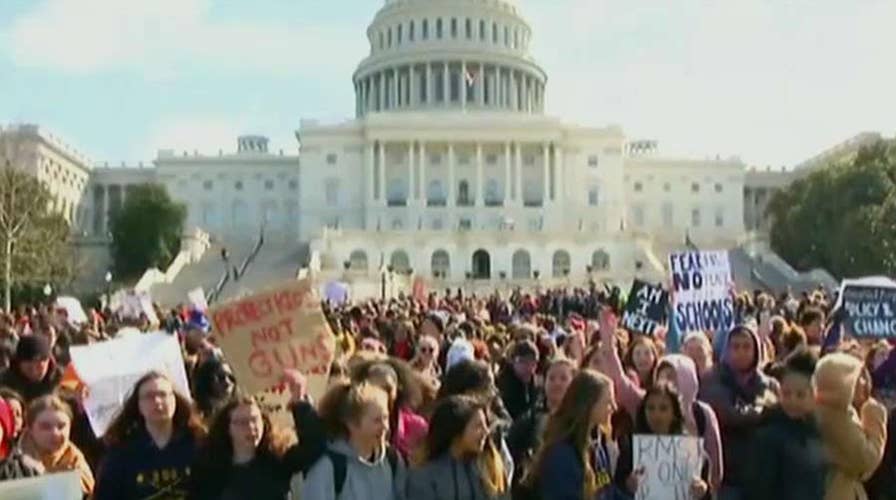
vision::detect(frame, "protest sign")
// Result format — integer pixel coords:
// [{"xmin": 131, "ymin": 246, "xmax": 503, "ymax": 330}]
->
[
  {"xmin": 55, "ymin": 296, "xmax": 87, "ymax": 326},
  {"xmin": 837, "ymin": 279, "xmax": 896, "ymax": 338},
  {"xmin": 668, "ymin": 250, "xmax": 734, "ymax": 333},
  {"xmin": 209, "ymin": 279, "xmax": 336, "ymax": 400},
  {"xmin": 114, "ymin": 289, "xmax": 159, "ymax": 325},
  {"xmin": 633, "ymin": 435, "xmax": 704, "ymax": 500},
  {"xmin": 69, "ymin": 332, "xmax": 191, "ymax": 436},
  {"xmin": 0, "ymin": 471, "xmax": 81, "ymax": 500},
  {"xmin": 323, "ymin": 280, "xmax": 350, "ymax": 306},
  {"xmin": 622, "ymin": 280, "xmax": 668, "ymax": 336}
]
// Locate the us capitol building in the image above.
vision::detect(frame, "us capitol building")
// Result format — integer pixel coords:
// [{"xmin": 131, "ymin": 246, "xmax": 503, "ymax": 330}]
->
[{"xmin": 4, "ymin": 0, "xmax": 867, "ymax": 296}]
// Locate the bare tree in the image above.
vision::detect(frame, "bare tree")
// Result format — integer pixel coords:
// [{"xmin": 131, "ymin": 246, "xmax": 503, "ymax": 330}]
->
[{"xmin": 0, "ymin": 127, "xmax": 73, "ymax": 311}]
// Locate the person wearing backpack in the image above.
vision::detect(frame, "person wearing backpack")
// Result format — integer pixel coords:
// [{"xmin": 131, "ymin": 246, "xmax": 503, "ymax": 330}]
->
[{"xmin": 301, "ymin": 382, "xmax": 406, "ymax": 500}]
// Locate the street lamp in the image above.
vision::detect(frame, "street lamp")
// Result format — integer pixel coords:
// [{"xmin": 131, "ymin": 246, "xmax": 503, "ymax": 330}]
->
[{"xmin": 104, "ymin": 271, "xmax": 113, "ymax": 309}]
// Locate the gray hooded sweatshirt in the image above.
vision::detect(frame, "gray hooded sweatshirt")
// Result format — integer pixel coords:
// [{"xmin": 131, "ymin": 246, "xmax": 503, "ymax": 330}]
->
[
  {"xmin": 407, "ymin": 454, "xmax": 511, "ymax": 500},
  {"xmin": 300, "ymin": 439, "xmax": 406, "ymax": 500}
]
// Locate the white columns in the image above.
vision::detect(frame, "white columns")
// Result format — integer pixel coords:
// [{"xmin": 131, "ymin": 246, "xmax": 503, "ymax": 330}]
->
[
  {"xmin": 556, "ymin": 145, "xmax": 565, "ymax": 201},
  {"xmin": 366, "ymin": 142, "xmax": 376, "ymax": 203},
  {"xmin": 378, "ymin": 72, "xmax": 385, "ymax": 111},
  {"xmin": 475, "ymin": 143, "xmax": 484, "ymax": 206},
  {"xmin": 442, "ymin": 63, "xmax": 449, "ymax": 105},
  {"xmin": 448, "ymin": 144, "xmax": 456, "ymax": 206},
  {"xmin": 503, "ymin": 142, "xmax": 511, "ymax": 204},
  {"xmin": 510, "ymin": 71, "xmax": 518, "ymax": 111},
  {"xmin": 407, "ymin": 142, "xmax": 415, "ymax": 205},
  {"xmin": 514, "ymin": 143, "xmax": 522, "ymax": 206},
  {"xmin": 378, "ymin": 142, "xmax": 386, "ymax": 205},
  {"xmin": 425, "ymin": 64, "xmax": 432, "ymax": 106},
  {"xmin": 392, "ymin": 68, "xmax": 399, "ymax": 108},
  {"xmin": 460, "ymin": 60, "xmax": 467, "ymax": 108},
  {"xmin": 409, "ymin": 65, "xmax": 416, "ymax": 107},
  {"xmin": 478, "ymin": 63, "xmax": 485, "ymax": 106},
  {"xmin": 542, "ymin": 143, "xmax": 550, "ymax": 206},
  {"xmin": 419, "ymin": 142, "xmax": 427, "ymax": 204}
]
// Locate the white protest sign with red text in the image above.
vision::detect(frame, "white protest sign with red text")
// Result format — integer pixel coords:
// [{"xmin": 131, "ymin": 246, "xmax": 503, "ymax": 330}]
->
[{"xmin": 209, "ymin": 279, "xmax": 335, "ymax": 400}]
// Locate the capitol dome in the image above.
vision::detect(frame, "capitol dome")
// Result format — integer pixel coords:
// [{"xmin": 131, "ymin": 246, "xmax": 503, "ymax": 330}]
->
[{"xmin": 353, "ymin": 0, "xmax": 547, "ymax": 117}]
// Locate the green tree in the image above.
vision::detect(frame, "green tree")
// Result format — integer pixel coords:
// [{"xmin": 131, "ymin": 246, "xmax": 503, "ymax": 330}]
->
[
  {"xmin": 0, "ymin": 131, "xmax": 74, "ymax": 311},
  {"xmin": 110, "ymin": 183, "xmax": 187, "ymax": 279},
  {"xmin": 768, "ymin": 139, "xmax": 896, "ymax": 278}
]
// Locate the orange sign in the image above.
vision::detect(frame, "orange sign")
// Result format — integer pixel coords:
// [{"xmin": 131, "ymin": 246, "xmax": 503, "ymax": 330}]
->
[{"xmin": 209, "ymin": 279, "xmax": 335, "ymax": 399}]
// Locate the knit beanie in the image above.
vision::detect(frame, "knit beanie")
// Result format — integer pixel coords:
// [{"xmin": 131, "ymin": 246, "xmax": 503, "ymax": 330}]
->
[{"xmin": 14, "ymin": 335, "xmax": 51, "ymax": 362}]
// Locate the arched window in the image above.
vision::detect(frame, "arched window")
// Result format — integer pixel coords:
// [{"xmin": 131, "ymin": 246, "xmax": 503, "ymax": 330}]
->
[
  {"xmin": 436, "ymin": 18, "xmax": 443, "ymax": 38},
  {"xmin": 431, "ymin": 250, "xmax": 450, "ymax": 277},
  {"xmin": 492, "ymin": 22, "xmax": 498, "ymax": 43},
  {"xmin": 485, "ymin": 179, "xmax": 500, "ymax": 206},
  {"xmin": 397, "ymin": 24, "xmax": 403, "ymax": 44},
  {"xmin": 552, "ymin": 250, "xmax": 571, "ymax": 278},
  {"xmin": 591, "ymin": 249, "xmax": 610, "ymax": 271},
  {"xmin": 349, "ymin": 250, "xmax": 368, "ymax": 271},
  {"xmin": 409, "ymin": 20, "xmax": 415, "ymax": 41},
  {"xmin": 422, "ymin": 19, "xmax": 429, "ymax": 39},
  {"xmin": 390, "ymin": 250, "xmax": 411, "ymax": 273},
  {"xmin": 387, "ymin": 28, "xmax": 392, "ymax": 47},
  {"xmin": 479, "ymin": 20, "xmax": 486, "ymax": 40},
  {"xmin": 512, "ymin": 249, "xmax": 532, "ymax": 280},
  {"xmin": 387, "ymin": 178, "xmax": 408, "ymax": 206}
]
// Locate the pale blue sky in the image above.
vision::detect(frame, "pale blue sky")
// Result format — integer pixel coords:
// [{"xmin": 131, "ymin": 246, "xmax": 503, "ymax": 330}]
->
[{"xmin": 1, "ymin": 0, "xmax": 894, "ymax": 167}]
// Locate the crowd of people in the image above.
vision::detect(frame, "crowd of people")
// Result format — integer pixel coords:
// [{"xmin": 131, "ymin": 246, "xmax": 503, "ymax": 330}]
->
[{"xmin": 0, "ymin": 282, "xmax": 893, "ymax": 499}]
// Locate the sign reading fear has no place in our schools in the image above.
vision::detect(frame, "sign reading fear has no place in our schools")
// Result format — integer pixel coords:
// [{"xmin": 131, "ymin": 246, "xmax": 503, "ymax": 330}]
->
[
  {"xmin": 668, "ymin": 250, "xmax": 734, "ymax": 334},
  {"xmin": 209, "ymin": 279, "xmax": 336, "ymax": 401}
]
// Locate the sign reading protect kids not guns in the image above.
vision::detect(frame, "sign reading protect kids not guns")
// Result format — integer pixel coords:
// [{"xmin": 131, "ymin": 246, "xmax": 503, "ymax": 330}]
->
[{"xmin": 209, "ymin": 279, "xmax": 335, "ymax": 400}]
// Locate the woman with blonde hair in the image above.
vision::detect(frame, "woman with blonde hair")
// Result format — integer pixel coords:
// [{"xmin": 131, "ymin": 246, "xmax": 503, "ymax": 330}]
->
[
  {"xmin": 301, "ymin": 382, "xmax": 406, "ymax": 500},
  {"xmin": 528, "ymin": 369, "xmax": 618, "ymax": 500},
  {"xmin": 22, "ymin": 394, "xmax": 94, "ymax": 496}
]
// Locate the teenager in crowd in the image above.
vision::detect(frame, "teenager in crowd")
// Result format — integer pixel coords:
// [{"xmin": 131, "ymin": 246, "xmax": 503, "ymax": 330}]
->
[
  {"xmin": 410, "ymin": 334, "xmax": 441, "ymax": 385},
  {"xmin": 681, "ymin": 332, "xmax": 713, "ymax": 377},
  {"xmin": 0, "ymin": 335, "xmax": 62, "ymax": 402},
  {"xmin": 496, "ymin": 340, "xmax": 539, "ymax": 420},
  {"xmin": 301, "ymin": 382, "xmax": 406, "ymax": 500},
  {"xmin": 615, "ymin": 381, "xmax": 709, "ymax": 499},
  {"xmin": 190, "ymin": 355, "xmax": 236, "ymax": 422},
  {"xmin": 507, "ymin": 357, "xmax": 576, "ymax": 496},
  {"xmin": 0, "ymin": 396, "xmax": 43, "ymax": 480},
  {"xmin": 623, "ymin": 335, "xmax": 658, "ymax": 389},
  {"xmin": 529, "ymin": 369, "xmax": 617, "ymax": 500},
  {"xmin": 408, "ymin": 395, "xmax": 509, "ymax": 499},
  {"xmin": 188, "ymin": 393, "xmax": 321, "ymax": 500},
  {"xmin": 814, "ymin": 352, "xmax": 887, "ymax": 500},
  {"xmin": 351, "ymin": 358, "xmax": 428, "ymax": 460},
  {"xmin": 22, "ymin": 394, "xmax": 94, "ymax": 496},
  {"xmin": 600, "ymin": 311, "xmax": 723, "ymax": 492},
  {"xmin": 93, "ymin": 371, "xmax": 205, "ymax": 500},
  {"xmin": 0, "ymin": 388, "xmax": 25, "ymax": 443},
  {"xmin": 699, "ymin": 325, "xmax": 778, "ymax": 500},
  {"xmin": 747, "ymin": 348, "xmax": 826, "ymax": 500}
]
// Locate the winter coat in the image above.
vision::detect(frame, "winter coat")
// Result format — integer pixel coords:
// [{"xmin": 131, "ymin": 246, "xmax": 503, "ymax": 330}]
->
[
  {"xmin": 0, "ymin": 360, "xmax": 63, "ymax": 402},
  {"xmin": 407, "ymin": 453, "xmax": 510, "ymax": 500},
  {"xmin": 538, "ymin": 435, "xmax": 616, "ymax": 500},
  {"xmin": 394, "ymin": 407, "xmax": 428, "ymax": 460},
  {"xmin": 300, "ymin": 439, "xmax": 407, "ymax": 500},
  {"xmin": 746, "ymin": 407, "xmax": 826, "ymax": 500},
  {"xmin": 0, "ymin": 445, "xmax": 44, "ymax": 481},
  {"xmin": 865, "ymin": 408, "xmax": 896, "ymax": 500},
  {"xmin": 495, "ymin": 365, "xmax": 538, "ymax": 421},
  {"xmin": 814, "ymin": 353, "xmax": 887, "ymax": 500},
  {"xmin": 22, "ymin": 437, "xmax": 95, "ymax": 495},
  {"xmin": 93, "ymin": 428, "xmax": 197, "ymax": 500},
  {"xmin": 698, "ymin": 326, "xmax": 778, "ymax": 489}
]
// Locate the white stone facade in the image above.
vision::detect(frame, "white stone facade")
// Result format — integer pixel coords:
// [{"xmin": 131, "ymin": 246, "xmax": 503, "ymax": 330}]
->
[{"xmin": 13, "ymin": 0, "xmax": 860, "ymax": 287}]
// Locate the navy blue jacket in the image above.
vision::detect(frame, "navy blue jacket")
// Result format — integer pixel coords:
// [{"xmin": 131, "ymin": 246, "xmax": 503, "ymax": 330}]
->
[{"xmin": 94, "ymin": 428, "xmax": 197, "ymax": 500}]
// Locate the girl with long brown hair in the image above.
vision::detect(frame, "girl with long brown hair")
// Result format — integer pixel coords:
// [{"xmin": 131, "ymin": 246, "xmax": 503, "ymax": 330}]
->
[
  {"xmin": 408, "ymin": 394, "xmax": 508, "ymax": 499},
  {"xmin": 188, "ymin": 393, "xmax": 321, "ymax": 499},
  {"xmin": 93, "ymin": 371, "xmax": 205, "ymax": 500},
  {"xmin": 528, "ymin": 369, "xmax": 618, "ymax": 500}
]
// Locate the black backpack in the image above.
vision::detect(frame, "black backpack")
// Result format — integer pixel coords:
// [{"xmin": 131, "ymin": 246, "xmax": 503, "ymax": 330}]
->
[{"xmin": 326, "ymin": 447, "xmax": 401, "ymax": 497}]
